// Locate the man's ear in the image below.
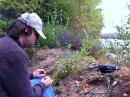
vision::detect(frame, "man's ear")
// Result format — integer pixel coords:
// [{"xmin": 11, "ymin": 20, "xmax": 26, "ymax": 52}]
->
[{"xmin": 21, "ymin": 27, "xmax": 29, "ymax": 35}]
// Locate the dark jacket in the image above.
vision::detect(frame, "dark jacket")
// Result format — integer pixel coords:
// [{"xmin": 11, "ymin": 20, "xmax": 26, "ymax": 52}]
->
[{"xmin": 0, "ymin": 36, "xmax": 45, "ymax": 97}]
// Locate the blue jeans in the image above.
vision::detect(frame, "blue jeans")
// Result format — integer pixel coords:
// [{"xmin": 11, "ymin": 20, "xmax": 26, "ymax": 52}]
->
[{"xmin": 30, "ymin": 78, "xmax": 55, "ymax": 97}]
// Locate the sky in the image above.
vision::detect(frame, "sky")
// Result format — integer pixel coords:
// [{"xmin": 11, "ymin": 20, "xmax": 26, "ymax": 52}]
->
[{"xmin": 100, "ymin": 0, "xmax": 130, "ymax": 34}]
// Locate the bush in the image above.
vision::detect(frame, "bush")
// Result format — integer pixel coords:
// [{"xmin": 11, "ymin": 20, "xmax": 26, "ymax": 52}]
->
[
  {"xmin": 38, "ymin": 31, "xmax": 58, "ymax": 48},
  {"xmin": 0, "ymin": 0, "xmax": 103, "ymax": 35},
  {"xmin": 0, "ymin": 19, "xmax": 11, "ymax": 34},
  {"xmin": 0, "ymin": 7, "xmax": 17, "ymax": 19},
  {"xmin": 52, "ymin": 58, "xmax": 72, "ymax": 79},
  {"xmin": 0, "ymin": 0, "xmax": 103, "ymax": 50}
]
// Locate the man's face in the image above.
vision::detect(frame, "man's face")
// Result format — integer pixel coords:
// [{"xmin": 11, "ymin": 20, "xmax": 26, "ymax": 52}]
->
[{"xmin": 22, "ymin": 32, "xmax": 38, "ymax": 48}]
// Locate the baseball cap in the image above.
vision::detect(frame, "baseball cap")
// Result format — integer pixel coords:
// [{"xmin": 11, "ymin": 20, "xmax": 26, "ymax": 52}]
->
[{"xmin": 18, "ymin": 12, "xmax": 46, "ymax": 39}]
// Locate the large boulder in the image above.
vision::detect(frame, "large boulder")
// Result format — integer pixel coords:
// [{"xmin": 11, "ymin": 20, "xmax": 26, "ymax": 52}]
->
[{"xmin": 59, "ymin": 32, "xmax": 82, "ymax": 50}]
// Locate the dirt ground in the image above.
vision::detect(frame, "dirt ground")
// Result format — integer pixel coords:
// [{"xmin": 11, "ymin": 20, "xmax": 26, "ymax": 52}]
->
[{"xmin": 29, "ymin": 48, "xmax": 130, "ymax": 97}]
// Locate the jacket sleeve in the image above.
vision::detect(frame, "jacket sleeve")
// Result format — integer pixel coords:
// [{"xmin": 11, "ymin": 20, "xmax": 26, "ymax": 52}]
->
[
  {"xmin": 30, "ymin": 73, "xmax": 35, "ymax": 79},
  {"xmin": 0, "ymin": 50, "xmax": 46, "ymax": 97}
]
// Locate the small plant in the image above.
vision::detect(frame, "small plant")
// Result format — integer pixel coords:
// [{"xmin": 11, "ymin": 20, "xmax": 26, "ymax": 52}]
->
[
  {"xmin": 54, "ymin": 86, "xmax": 62, "ymax": 95},
  {"xmin": 52, "ymin": 58, "xmax": 71, "ymax": 80},
  {"xmin": 66, "ymin": 43, "xmax": 72, "ymax": 49}
]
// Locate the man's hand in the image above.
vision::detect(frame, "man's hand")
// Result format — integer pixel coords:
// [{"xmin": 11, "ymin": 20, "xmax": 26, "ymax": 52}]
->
[
  {"xmin": 33, "ymin": 69, "xmax": 46, "ymax": 78},
  {"xmin": 40, "ymin": 76, "xmax": 52, "ymax": 87}
]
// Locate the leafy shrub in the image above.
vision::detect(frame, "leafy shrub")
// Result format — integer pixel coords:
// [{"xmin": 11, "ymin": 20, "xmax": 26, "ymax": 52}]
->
[
  {"xmin": 38, "ymin": 31, "xmax": 58, "ymax": 48},
  {"xmin": 0, "ymin": 19, "xmax": 11, "ymax": 34},
  {"xmin": 53, "ymin": 58, "xmax": 71, "ymax": 79},
  {"xmin": 0, "ymin": 0, "xmax": 103, "ymax": 50},
  {"xmin": 81, "ymin": 34, "xmax": 99, "ymax": 55},
  {"xmin": 38, "ymin": 23, "xmax": 66, "ymax": 48},
  {"xmin": 0, "ymin": 0, "xmax": 103, "ymax": 35},
  {"xmin": 0, "ymin": 7, "xmax": 17, "ymax": 19}
]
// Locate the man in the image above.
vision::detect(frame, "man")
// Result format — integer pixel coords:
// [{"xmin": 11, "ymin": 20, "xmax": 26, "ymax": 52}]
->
[{"xmin": 0, "ymin": 12, "xmax": 54, "ymax": 97}]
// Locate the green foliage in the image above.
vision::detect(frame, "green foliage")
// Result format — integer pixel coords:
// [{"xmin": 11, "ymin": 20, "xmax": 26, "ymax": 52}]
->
[
  {"xmin": 82, "ymin": 34, "xmax": 99, "ymax": 55},
  {"xmin": 55, "ymin": 0, "xmax": 103, "ymax": 37},
  {"xmin": 53, "ymin": 58, "xmax": 71, "ymax": 79},
  {"xmin": 66, "ymin": 43, "xmax": 72, "ymax": 49},
  {"xmin": 51, "ymin": 43, "xmax": 98, "ymax": 81},
  {"xmin": 0, "ymin": 0, "xmax": 55, "ymax": 21},
  {"xmin": 104, "ymin": 8, "xmax": 130, "ymax": 66},
  {"xmin": 0, "ymin": 19, "xmax": 11, "ymax": 35},
  {"xmin": 54, "ymin": 86, "xmax": 62, "ymax": 94},
  {"xmin": 115, "ymin": 25, "xmax": 130, "ymax": 66},
  {"xmin": 38, "ymin": 32, "xmax": 58, "ymax": 48},
  {"xmin": 0, "ymin": 0, "xmax": 103, "ymax": 31},
  {"xmin": 38, "ymin": 24, "xmax": 66, "ymax": 48},
  {"xmin": 116, "ymin": 25, "xmax": 130, "ymax": 40},
  {"xmin": 0, "ymin": 18, "xmax": 16, "ymax": 35},
  {"xmin": 52, "ymin": 52, "xmax": 82, "ymax": 80},
  {"xmin": 0, "ymin": 0, "xmax": 103, "ymax": 48},
  {"xmin": 25, "ymin": 47, "xmax": 37, "ymax": 55}
]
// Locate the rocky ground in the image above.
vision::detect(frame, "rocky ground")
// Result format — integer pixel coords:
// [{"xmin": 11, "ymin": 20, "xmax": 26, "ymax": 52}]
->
[{"xmin": 29, "ymin": 48, "xmax": 130, "ymax": 97}]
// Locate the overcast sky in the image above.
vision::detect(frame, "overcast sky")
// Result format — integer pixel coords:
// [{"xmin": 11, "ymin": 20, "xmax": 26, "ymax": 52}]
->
[{"xmin": 100, "ymin": 0, "xmax": 130, "ymax": 34}]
